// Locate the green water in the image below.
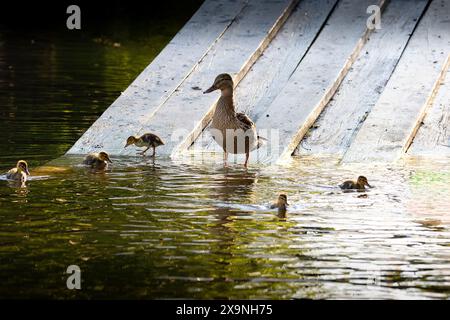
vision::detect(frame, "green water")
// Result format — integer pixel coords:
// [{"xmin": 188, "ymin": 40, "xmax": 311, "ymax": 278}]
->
[
  {"xmin": 0, "ymin": 155, "xmax": 449, "ymax": 299},
  {"xmin": 1, "ymin": 9, "xmax": 450, "ymax": 299}
]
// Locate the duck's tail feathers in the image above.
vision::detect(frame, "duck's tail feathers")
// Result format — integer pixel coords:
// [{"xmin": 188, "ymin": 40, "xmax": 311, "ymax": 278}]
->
[{"xmin": 256, "ymin": 136, "xmax": 268, "ymax": 149}]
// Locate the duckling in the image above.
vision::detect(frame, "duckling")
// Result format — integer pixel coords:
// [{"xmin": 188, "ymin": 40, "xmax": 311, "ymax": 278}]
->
[
  {"xmin": 203, "ymin": 73, "xmax": 266, "ymax": 167},
  {"xmin": 83, "ymin": 151, "xmax": 112, "ymax": 170},
  {"xmin": 270, "ymin": 194, "xmax": 289, "ymax": 217},
  {"xmin": 124, "ymin": 133, "xmax": 164, "ymax": 157},
  {"xmin": 6, "ymin": 160, "xmax": 30, "ymax": 182},
  {"xmin": 339, "ymin": 176, "xmax": 372, "ymax": 190}
]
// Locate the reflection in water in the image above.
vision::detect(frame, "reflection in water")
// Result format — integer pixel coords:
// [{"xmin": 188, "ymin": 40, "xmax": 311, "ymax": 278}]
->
[{"xmin": 0, "ymin": 155, "xmax": 449, "ymax": 299}]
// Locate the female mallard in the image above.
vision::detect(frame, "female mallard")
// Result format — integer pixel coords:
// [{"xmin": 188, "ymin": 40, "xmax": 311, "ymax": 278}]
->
[
  {"xmin": 124, "ymin": 133, "xmax": 164, "ymax": 157},
  {"xmin": 83, "ymin": 151, "xmax": 112, "ymax": 170},
  {"xmin": 6, "ymin": 160, "xmax": 30, "ymax": 182},
  {"xmin": 340, "ymin": 176, "xmax": 372, "ymax": 190},
  {"xmin": 203, "ymin": 73, "xmax": 265, "ymax": 167}
]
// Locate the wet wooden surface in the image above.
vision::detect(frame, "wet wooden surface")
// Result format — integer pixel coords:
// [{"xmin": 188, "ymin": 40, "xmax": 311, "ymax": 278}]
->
[
  {"xmin": 254, "ymin": 0, "xmax": 385, "ymax": 164},
  {"xmin": 409, "ymin": 67, "xmax": 450, "ymax": 157},
  {"xmin": 297, "ymin": 0, "xmax": 428, "ymax": 158},
  {"xmin": 343, "ymin": 0, "xmax": 450, "ymax": 163}
]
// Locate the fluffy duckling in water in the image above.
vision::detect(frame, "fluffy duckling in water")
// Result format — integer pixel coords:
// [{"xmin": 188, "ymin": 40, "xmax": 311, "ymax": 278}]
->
[
  {"xmin": 6, "ymin": 160, "xmax": 30, "ymax": 182},
  {"xmin": 125, "ymin": 133, "xmax": 164, "ymax": 157},
  {"xmin": 83, "ymin": 151, "xmax": 112, "ymax": 170},
  {"xmin": 340, "ymin": 176, "xmax": 372, "ymax": 190},
  {"xmin": 270, "ymin": 194, "xmax": 289, "ymax": 217}
]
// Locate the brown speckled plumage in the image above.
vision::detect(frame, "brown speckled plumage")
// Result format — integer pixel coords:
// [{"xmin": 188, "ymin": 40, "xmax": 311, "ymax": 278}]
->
[{"xmin": 204, "ymin": 73, "xmax": 265, "ymax": 167}]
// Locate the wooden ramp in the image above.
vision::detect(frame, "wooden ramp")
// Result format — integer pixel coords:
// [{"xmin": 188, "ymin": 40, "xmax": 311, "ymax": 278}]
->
[
  {"xmin": 68, "ymin": 0, "xmax": 450, "ymax": 165},
  {"xmin": 408, "ymin": 67, "xmax": 450, "ymax": 157},
  {"xmin": 297, "ymin": 0, "xmax": 428, "ymax": 158},
  {"xmin": 342, "ymin": 0, "xmax": 450, "ymax": 163}
]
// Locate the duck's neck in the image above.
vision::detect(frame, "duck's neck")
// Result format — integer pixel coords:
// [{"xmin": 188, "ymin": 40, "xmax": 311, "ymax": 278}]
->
[{"xmin": 216, "ymin": 88, "xmax": 235, "ymax": 115}]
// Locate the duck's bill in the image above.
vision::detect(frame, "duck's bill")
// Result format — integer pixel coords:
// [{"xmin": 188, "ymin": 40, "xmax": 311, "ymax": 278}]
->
[
  {"xmin": 106, "ymin": 157, "xmax": 113, "ymax": 163},
  {"xmin": 366, "ymin": 183, "xmax": 373, "ymax": 188},
  {"xmin": 203, "ymin": 85, "xmax": 216, "ymax": 94},
  {"xmin": 25, "ymin": 168, "xmax": 30, "ymax": 175}
]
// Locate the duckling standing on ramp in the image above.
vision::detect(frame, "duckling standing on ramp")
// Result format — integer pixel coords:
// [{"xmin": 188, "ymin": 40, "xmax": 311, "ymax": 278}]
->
[
  {"xmin": 125, "ymin": 133, "xmax": 164, "ymax": 157},
  {"xmin": 340, "ymin": 176, "xmax": 372, "ymax": 190},
  {"xmin": 203, "ymin": 73, "xmax": 266, "ymax": 167},
  {"xmin": 83, "ymin": 151, "xmax": 112, "ymax": 170},
  {"xmin": 6, "ymin": 160, "xmax": 30, "ymax": 183}
]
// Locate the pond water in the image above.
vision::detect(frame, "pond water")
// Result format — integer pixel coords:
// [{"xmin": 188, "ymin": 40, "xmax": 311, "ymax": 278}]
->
[
  {"xmin": 0, "ymin": 155, "xmax": 449, "ymax": 299},
  {"xmin": 1, "ymin": 8, "xmax": 450, "ymax": 299}
]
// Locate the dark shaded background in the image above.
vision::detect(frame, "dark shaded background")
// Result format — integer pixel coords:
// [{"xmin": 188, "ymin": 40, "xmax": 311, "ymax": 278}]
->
[{"xmin": 1, "ymin": 1, "xmax": 204, "ymax": 30}]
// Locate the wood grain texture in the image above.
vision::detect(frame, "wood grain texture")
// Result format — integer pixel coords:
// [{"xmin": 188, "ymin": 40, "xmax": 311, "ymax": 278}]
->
[
  {"xmin": 343, "ymin": 0, "xmax": 450, "ymax": 163},
  {"xmin": 408, "ymin": 67, "xmax": 450, "ymax": 157},
  {"xmin": 131, "ymin": 0, "xmax": 298, "ymax": 158},
  {"xmin": 254, "ymin": 0, "xmax": 385, "ymax": 165},
  {"xmin": 192, "ymin": 0, "xmax": 338, "ymax": 155},
  {"xmin": 67, "ymin": 0, "xmax": 248, "ymax": 155},
  {"xmin": 297, "ymin": 0, "xmax": 428, "ymax": 158}
]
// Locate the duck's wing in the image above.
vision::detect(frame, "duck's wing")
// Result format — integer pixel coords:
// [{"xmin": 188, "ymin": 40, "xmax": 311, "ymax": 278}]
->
[
  {"xmin": 236, "ymin": 112, "xmax": 255, "ymax": 131},
  {"xmin": 142, "ymin": 133, "xmax": 164, "ymax": 146},
  {"xmin": 339, "ymin": 181, "xmax": 354, "ymax": 189},
  {"xmin": 5, "ymin": 168, "xmax": 17, "ymax": 178},
  {"xmin": 83, "ymin": 154, "xmax": 97, "ymax": 165}
]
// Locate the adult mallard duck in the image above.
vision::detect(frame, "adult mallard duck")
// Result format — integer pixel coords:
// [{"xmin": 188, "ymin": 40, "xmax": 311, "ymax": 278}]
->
[
  {"xmin": 83, "ymin": 151, "xmax": 112, "ymax": 170},
  {"xmin": 6, "ymin": 160, "xmax": 30, "ymax": 182},
  {"xmin": 124, "ymin": 133, "xmax": 164, "ymax": 157},
  {"xmin": 270, "ymin": 194, "xmax": 289, "ymax": 217},
  {"xmin": 340, "ymin": 176, "xmax": 372, "ymax": 190},
  {"xmin": 203, "ymin": 73, "xmax": 266, "ymax": 167}
]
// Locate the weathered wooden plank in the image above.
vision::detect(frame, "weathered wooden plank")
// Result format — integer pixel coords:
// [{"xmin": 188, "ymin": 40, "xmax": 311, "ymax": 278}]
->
[
  {"xmin": 408, "ymin": 67, "xmax": 450, "ymax": 157},
  {"xmin": 297, "ymin": 0, "xmax": 428, "ymax": 158},
  {"xmin": 130, "ymin": 0, "xmax": 298, "ymax": 158},
  {"xmin": 67, "ymin": 0, "xmax": 248, "ymax": 155},
  {"xmin": 192, "ymin": 0, "xmax": 339, "ymax": 154},
  {"xmin": 253, "ymin": 0, "xmax": 386, "ymax": 165},
  {"xmin": 343, "ymin": 0, "xmax": 450, "ymax": 163}
]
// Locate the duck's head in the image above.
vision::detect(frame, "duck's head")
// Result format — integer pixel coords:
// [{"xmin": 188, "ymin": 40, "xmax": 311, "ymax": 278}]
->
[
  {"xmin": 357, "ymin": 176, "xmax": 372, "ymax": 188},
  {"xmin": 17, "ymin": 160, "xmax": 30, "ymax": 175},
  {"xmin": 203, "ymin": 73, "xmax": 233, "ymax": 94},
  {"xmin": 277, "ymin": 194, "xmax": 289, "ymax": 207},
  {"xmin": 98, "ymin": 152, "xmax": 112, "ymax": 163},
  {"xmin": 125, "ymin": 136, "xmax": 138, "ymax": 148}
]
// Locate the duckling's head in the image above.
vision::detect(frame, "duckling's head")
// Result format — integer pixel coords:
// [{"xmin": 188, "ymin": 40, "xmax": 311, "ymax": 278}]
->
[
  {"xmin": 277, "ymin": 194, "xmax": 289, "ymax": 207},
  {"xmin": 357, "ymin": 176, "xmax": 372, "ymax": 188},
  {"xmin": 125, "ymin": 136, "xmax": 138, "ymax": 148},
  {"xmin": 17, "ymin": 160, "xmax": 30, "ymax": 175},
  {"xmin": 98, "ymin": 152, "xmax": 112, "ymax": 163},
  {"xmin": 203, "ymin": 73, "xmax": 233, "ymax": 94}
]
